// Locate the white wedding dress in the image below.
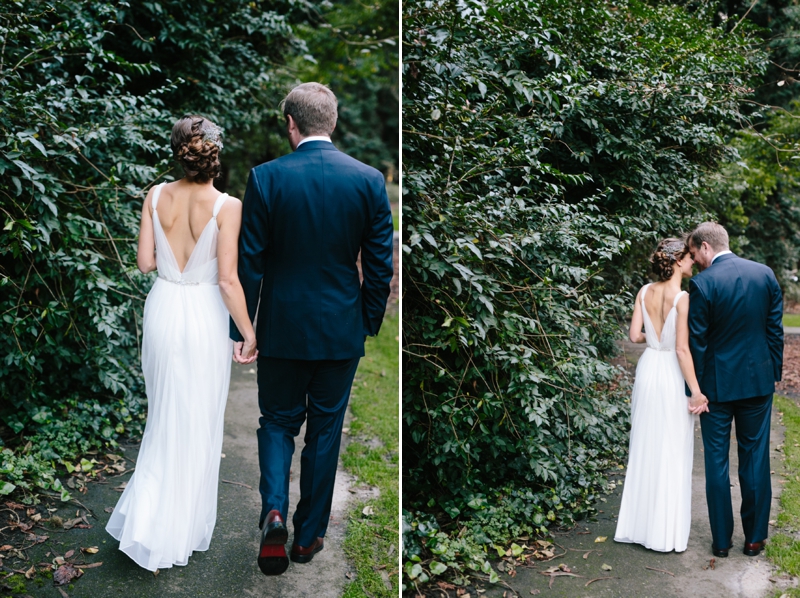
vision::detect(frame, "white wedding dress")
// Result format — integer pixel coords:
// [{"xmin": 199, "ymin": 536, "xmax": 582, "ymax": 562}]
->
[
  {"xmin": 106, "ymin": 183, "xmax": 233, "ymax": 571},
  {"xmin": 614, "ymin": 284, "xmax": 694, "ymax": 552}
]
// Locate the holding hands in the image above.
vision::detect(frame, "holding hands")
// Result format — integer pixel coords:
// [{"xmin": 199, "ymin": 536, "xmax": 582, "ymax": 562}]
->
[
  {"xmin": 233, "ymin": 337, "xmax": 258, "ymax": 364},
  {"xmin": 688, "ymin": 390, "xmax": 709, "ymax": 415}
]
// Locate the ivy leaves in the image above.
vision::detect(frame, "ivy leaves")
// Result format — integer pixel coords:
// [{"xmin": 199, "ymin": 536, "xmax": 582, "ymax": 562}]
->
[{"xmin": 402, "ymin": 0, "xmax": 766, "ymax": 584}]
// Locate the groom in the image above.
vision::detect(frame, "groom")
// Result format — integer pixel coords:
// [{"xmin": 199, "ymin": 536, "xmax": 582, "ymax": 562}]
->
[
  {"xmin": 687, "ymin": 222, "xmax": 783, "ymax": 558},
  {"xmin": 230, "ymin": 82, "xmax": 394, "ymax": 575}
]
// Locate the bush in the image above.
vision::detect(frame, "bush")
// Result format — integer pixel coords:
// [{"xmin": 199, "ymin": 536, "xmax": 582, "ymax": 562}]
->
[
  {"xmin": 0, "ymin": 0, "xmax": 308, "ymax": 493},
  {"xmin": 402, "ymin": 0, "xmax": 766, "ymax": 586}
]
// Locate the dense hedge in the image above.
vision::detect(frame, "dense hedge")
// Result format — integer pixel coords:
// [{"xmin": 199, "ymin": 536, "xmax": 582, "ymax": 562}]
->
[
  {"xmin": 402, "ymin": 0, "xmax": 766, "ymax": 585},
  {"xmin": 0, "ymin": 0, "xmax": 308, "ymax": 497}
]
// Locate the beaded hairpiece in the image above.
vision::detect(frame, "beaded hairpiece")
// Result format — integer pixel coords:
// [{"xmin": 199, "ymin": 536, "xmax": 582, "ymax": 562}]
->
[
  {"xmin": 661, "ymin": 241, "xmax": 686, "ymax": 261},
  {"xmin": 200, "ymin": 121, "xmax": 224, "ymax": 150}
]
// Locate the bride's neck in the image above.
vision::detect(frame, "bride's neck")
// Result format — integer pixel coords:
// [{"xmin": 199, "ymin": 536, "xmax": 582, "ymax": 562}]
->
[{"xmin": 667, "ymin": 268, "xmax": 683, "ymax": 288}]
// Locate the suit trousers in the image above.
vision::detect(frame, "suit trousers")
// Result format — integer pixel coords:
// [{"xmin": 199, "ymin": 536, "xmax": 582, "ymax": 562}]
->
[
  {"xmin": 256, "ymin": 355, "xmax": 360, "ymax": 547},
  {"xmin": 699, "ymin": 394, "xmax": 772, "ymax": 549}
]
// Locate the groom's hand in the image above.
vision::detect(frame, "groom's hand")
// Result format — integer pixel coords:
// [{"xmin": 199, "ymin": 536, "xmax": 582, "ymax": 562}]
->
[
  {"xmin": 688, "ymin": 391, "xmax": 709, "ymax": 414},
  {"xmin": 233, "ymin": 341, "xmax": 258, "ymax": 364}
]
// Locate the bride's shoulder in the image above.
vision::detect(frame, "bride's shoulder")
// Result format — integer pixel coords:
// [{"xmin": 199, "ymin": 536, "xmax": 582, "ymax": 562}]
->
[{"xmin": 215, "ymin": 195, "xmax": 241, "ymax": 224}]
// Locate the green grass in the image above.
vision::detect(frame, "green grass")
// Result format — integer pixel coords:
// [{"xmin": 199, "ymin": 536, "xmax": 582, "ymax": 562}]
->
[
  {"xmin": 387, "ymin": 182, "xmax": 399, "ymax": 231},
  {"xmin": 784, "ymin": 314, "xmax": 800, "ymax": 327},
  {"xmin": 766, "ymin": 396, "xmax": 800, "ymax": 577},
  {"xmin": 342, "ymin": 312, "xmax": 399, "ymax": 598}
]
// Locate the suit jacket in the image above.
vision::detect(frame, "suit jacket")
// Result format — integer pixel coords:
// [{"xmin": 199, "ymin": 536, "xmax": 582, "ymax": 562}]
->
[
  {"xmin": 688, "ymin": 253, "xmax": 783, "ymax": 402},
  {"xmin": 230, "ymin": 140, "xmax": 394, "ymax": 360}
]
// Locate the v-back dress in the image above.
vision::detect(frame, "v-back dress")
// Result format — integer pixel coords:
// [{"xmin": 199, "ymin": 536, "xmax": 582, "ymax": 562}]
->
[
  {"xmin": 614, "ymin": 284, "xmax": 695, "ymax": 552},
  {"xmin": 106, "ymin": 183, "xmax": 233, "ymax": 571}
]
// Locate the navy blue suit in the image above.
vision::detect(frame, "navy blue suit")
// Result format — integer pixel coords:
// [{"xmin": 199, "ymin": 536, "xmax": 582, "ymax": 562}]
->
[
  {"xmin": 231, "ymin": 140, "xmax": 393, "ymax": 544},
  {"xmin": 688, "ymin": 253, "xmax": 783, "ymax": 550}
]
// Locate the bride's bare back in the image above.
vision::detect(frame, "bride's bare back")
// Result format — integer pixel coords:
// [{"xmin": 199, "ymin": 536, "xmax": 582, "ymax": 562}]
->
[
  {"xmin": 642, "ymin": 281, "xmax": 682, "ymax": 341},
  {"xmin": 151, "ymin": 180, "xmax": 222, "ymax": 272}
]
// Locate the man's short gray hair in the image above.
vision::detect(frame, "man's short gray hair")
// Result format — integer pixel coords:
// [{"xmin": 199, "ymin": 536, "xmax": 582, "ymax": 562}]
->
[
  {"xmin": 282, "ymin": 82, "xmax": 338, "ymax": 137},
  {"xmin": 687, "ymin": 222, "xmax": 730, "ymax": 252}
]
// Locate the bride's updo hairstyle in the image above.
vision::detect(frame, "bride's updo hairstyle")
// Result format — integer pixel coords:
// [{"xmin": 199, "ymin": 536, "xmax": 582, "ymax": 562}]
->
[
  {"xmin": 650, "ymin": 238, "xmax": 689, "ymax": 281},
  {"xmin": 170, "ymin": 116, "xmax": 223, "ymax": 183}
]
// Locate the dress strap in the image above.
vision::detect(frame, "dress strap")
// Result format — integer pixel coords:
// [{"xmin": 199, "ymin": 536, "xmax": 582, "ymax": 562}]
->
[
  {"xmin": 212, "ymin": 193, "xmax": 229, "ymax": 218},
  {"xmin": 151, "ymin": 183, "xmax": 166, "ymax": 211},
  {"xmin": 641, "ymin": 283, "xmax": 652, "ymax": 306},
  {"xmin": 673, "ymin": 290, "xmax": 687, "ymax": 308}
]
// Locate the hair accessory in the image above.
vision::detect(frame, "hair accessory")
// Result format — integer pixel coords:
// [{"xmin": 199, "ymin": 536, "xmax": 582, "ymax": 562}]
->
[
  {"xmin": 661, "ymin": 241, "xmax": 686, "ymax": 261},
  {"xmin": 200, "ymin": 121, "xmax": 224, "ymax": 150}
]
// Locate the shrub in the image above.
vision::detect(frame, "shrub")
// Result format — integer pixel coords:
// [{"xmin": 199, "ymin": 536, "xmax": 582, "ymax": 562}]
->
[{"xmin": 402, "ymin": 0, "xmax": 766, "ymax": 586}]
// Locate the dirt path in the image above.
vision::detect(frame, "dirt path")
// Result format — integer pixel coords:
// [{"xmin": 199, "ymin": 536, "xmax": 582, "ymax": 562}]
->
[
  {"xmin": 18, "ymin": 363, "xmax": 356, "ymax": 598},
  {"xmin": 473, "ymin": 338, "xmax": 793, "ymax": 598}
]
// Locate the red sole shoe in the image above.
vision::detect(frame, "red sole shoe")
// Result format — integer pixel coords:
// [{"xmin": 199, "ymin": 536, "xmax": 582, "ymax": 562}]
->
[{"xmin": 258, "ymin": 544, "xmax": 289, "ymax": 575}]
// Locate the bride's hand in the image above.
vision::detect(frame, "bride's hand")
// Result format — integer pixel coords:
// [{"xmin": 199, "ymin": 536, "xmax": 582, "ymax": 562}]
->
[
  {"xmin": 232, "ymin": 340, "xmax": 258, "ymax": 364},
  {"xmin": 688, "ymin": 391, "xmax": 709, "ymax": 414},
  {"xmin": 240, "ymin": 337, "xmax": 258, "ymax": 363}
]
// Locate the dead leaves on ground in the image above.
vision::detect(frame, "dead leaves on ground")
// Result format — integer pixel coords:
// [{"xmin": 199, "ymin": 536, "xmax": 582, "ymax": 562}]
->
[
  {"xmin": 1, "ymin": 501, "xmax": 102, "ymax": 590},
  {"xmin": 777, "ymin": 336, "xmax": 800, "ymax": 395}
]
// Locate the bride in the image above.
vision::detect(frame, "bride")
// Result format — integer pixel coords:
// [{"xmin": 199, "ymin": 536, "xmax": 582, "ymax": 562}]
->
[
  {"xmin": 106, "ymin": 116, "xmax": 257, "ymax": 571},
  {"xmin": 614, "ymin": 238, "xmax": 709, "ymax": 552}
]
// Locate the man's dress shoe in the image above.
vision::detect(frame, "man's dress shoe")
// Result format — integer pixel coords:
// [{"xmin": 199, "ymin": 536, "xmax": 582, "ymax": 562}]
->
[
  {"xmin": 743, "ymin": 540, "xmax": 766, "ymax": 557},
  {"xmin": 712, "ymin": 543, "xmax": 732, "ymax": 558},
  {"xmin": 258, "ymin": 510, "xmax": 289, "ymax": 575},
  {"xmin": 290, "ymin": 537, "xmax": 324, "ymax": 563}
]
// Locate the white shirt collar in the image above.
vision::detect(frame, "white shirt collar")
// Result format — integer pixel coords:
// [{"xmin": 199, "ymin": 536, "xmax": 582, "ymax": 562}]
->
[
  {"xmin": 297, "ymin": 136, "xmax": 332, "ymax": 147},
  {"xmin": 711, "ymin": 250, "xmax": 733, "ymax": 264}
]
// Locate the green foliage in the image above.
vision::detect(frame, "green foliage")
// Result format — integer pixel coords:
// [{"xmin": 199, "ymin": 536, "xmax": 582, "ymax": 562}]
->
[
  {"xmin": 0, "ymin": 0, "xmax": 309, "ymax": 492},
  {"xmin": 402, "ymin": 0, "xmax": 766, "ymax": 585},
  {"xmin": 292, "ymin": 0, "xmax": 399, "ymax": 178},
  {"xmin": 703, "ymin": 104, "xmax": 800, "ymax": 286},
  {"xmin": 0, "ymin": 448, "xmax": 70, "ymax": 502}
]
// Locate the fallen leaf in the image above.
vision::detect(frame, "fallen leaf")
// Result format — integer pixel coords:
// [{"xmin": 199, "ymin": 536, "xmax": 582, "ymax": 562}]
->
[
  {"xmin": 64, "ymin": 549, "xmax": 75, "ymax": 559},
  {"xmin": 530, "ymin": 591, "xmax": 541, "ymax": 596},
  {"xmin": 57, "ymin": 587, "xmax": 69, "ymax": 598},
  {"xmin": 601, "ymin": 564, "xmax": 612, "ymax": 571},
  {"xmin": 437, "ymin": 581, "xmax": 456, "ymax": 590},
  {"xmin": 0, "ymin": 545, "xmax": 12, "ymax": 551},
  {"xmin": 362, "ymin": 505, "xmax": 374, "ymax": 516},
  {"xmin": 31, "ymin": 513, "xmax": 42, "ymax": 522},
  {"xmin": 710, "ymin": 558, "xmax": 716, "ymax": 570},
  {"xmin": 54, "ymin": 556, "xmax": 65, "ymax": 565},
  {"xmin": 5, "ymin": 501, "xmax": 25, "ymax": 510},
  {"xmin": 594, "ymin": 536, "xmax": 607, "ymax": 543},
  {"xmin": 82, "ymin": 546, "xmax": 99, "ymax": 554},
  {"xmin": 77, "ymin": 562, "xmax": 103, "ymax": 569},
  {"xmin": 62, "ymin": 518, "xmax": 83, "ymax": 530},
  {"xmin": 24, "ymin": 564, "xmax": 35, "ymax": 579},
  {"xmin": 53, "ymin": 564, "xmax": 83, "ymax": 585},
  {"xmin": 104, "ymin": 507, "xmax": 114, "ymax": 514}
]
